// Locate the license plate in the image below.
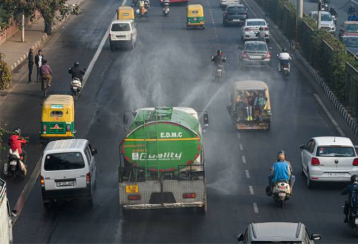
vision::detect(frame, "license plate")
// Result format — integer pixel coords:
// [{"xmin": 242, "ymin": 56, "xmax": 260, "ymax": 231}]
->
[
  {"xmin": 56, "ymin": 181, "xmax": 74, "ymax": 187},
  {"xmin": 232, "ymin": 19, "xmax": 240, "ymax": 22},
  {"xmin": 327, "ymin": 173, "xmax": 346, "ymax": 176},
  {"xmin": 10, "ymin": 161, "xmax": 17, "ymax": 166},
  {"xmin": 250, "ymin": 56, "xmax": 262, "ymax": 59},
  {"xmin": 126, "ymin": 185, "xmax": 139, "ymax": 193},
  {"xmin": 72, "ymin": 87, "xmax": 78, "ymax": 90},
  {"xmin": 356, "ymin": 218, "xmax": 358, "ymax": 224}
]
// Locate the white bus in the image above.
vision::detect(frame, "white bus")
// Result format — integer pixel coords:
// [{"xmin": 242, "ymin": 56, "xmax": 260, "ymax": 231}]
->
[{"xmin": 0, "ymin": 178, "xmax": 14, "ymax": 244}]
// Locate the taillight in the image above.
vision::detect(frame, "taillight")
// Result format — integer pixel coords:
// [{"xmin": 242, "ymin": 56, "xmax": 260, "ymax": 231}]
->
[
  {"xmin": 264, "ymin": 27, "xmax": 268, "ymax": 31},
  {"xmin": 43, "ymin": 125, "xmax": 46, "ymax": 132},
  {"xmin": 311, "ymin": 157, "xmax": 320, "ymax": 166},
  {"xmin": 183, "ymin": 193, "xmax": 196, "ymax": 198},
  {"xmin": 242, "ymin": 51, "xmax": 247, "ymax": 58},
  {"xmin": 265, "ymin": 52, "xmax": 271, "ymax": 59},
  {"xmin": 40, "ymin": 175, "xmax": 45, "ymax": 187},
  {"xmin": 353, "ymin": 158, "xmax": 358, "ymax": 166},
  {"xmin": 86, "ymin": 172, "xmax": 91, "ymax": 185},
  {"xmin": 245, "ymin": 28, "xmax": 250, "ymax": 31},
  {"xmin": 66, "ymin": 125, "xmax": 70, "ymax": 132},
  {"xmin": 128, "ymin": 195, "xmax": 141, "ymax": 200}
]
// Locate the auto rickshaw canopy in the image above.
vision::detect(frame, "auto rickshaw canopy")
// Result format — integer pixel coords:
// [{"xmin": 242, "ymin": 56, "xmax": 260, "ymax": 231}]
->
[
  {"xmin": 187, "ymin": 4, "xmax": 204, "ymax": 17},
  {"xmin": 42, "ymin": 95, "xmax": 75, "ymax": 122},
  {"xmin": 117, "ymin": 6, "xmax": 135, "ymax": 20},
  {"xmin": 232, "ymin": 80, "xmax": 271, "ymax": 110}
]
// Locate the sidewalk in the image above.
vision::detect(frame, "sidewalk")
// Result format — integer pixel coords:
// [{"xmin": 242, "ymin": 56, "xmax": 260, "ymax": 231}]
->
[{"xmin": 0, "ymin": 0, "xmax": 86, "ymax": 72}]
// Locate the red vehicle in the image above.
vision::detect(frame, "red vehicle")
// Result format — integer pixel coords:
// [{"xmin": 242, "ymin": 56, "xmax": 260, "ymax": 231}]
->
[
  {"xmin": 339, "ymin": 21, "xmax": 358, "ymax": 38},
  {"xmin": 159, "ymin": 0, "xmax": 188, "ymax": 4}
]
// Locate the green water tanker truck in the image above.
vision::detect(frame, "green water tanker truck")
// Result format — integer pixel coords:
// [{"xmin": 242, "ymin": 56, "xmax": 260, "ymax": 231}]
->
[{"xmin": 119, "ymin": 107, "xmax": 209, "ymax": 212}]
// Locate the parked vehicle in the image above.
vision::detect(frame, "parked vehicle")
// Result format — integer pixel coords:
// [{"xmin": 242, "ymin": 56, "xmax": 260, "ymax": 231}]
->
[
  {"xmin": 219, "ymin": 0, "xmax": 240, "ymax": 10},
  {"xmin": 309, "ymin": 11, "xmax": 336, "ymax": 34},
  {"xmin": 239, "ymin": 41, "xmax": 271, "ymax": 70},
  {"xmin": 117, "ymin": 6, "xmax": 135, "ymax": 21},
  {"xmin": 109, "ymin": 20, "xmax": 137, "ymax": 51},
  {"xmin": 339, "ymin": 21, "xmax": 358, "ymax": 38},
  {"xmin": 120, "ymin": 107, "xmax": 209, "ymax": 213},
  {"xmin": 223, "ymin": 4, "xmax": 248, "ymax": 27},
  {"xmin": 227, "ymin": 81, "xmax": 272, "ymax": 130},
  {"xmin": 0, "ymin": 179, "xmax": 16, "ymax": 244},
  {"xmin": 40, "ymin": 139, "xmax": 98, "ymax": 209},
  {"xmin": 340, "ymin": 35, "xmax": 358, "ymax": 56},
  {"xmin": 241, "ymin": 18, "xmax": 270, "ymax": 43},
  {"xmin": 299, "ymin": 137, "xmax": 358, "ymax": 188},
  {"xmin": 40, "ymin": 95, "xmax": 76, "ymax": 144},
  {"xmin": 186, "ymin": 4, "xmax": 205, "ymax": 29},
  {"xmin": 237, "ymin": 222, "xmax": 321, "ymax": 243}
]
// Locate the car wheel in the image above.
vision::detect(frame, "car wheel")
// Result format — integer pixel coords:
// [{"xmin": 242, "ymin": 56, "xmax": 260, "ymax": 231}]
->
[{"xmin": 306, "ymin": 170, "xmax": 314, "ymax": 189}]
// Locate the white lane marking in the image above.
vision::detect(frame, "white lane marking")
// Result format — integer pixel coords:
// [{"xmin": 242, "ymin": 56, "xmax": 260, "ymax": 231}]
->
[
  {"xmin": 314, "ymin": 94, "xmax": 346, "ymax": 137},
  {"xmin": 12, "ymin": 0, "xmax": 128, "ymax": 226},
  {"xmin": 242, "ymin": 156, "xmax": 247, "ymax": 164},
  {"xmin": 239, "ymin": 144, "xmax": 243, "ymax": 150},
  {"xmin": 249, "ymin": 185, "xmax": 254, "ymax": 195},
  {"xmin": 253, "ymin": 203, "xmax": 259, "ymax": 213},
  {"xmin": 245, "ymin": 170, "xmax": 250, "ymax": 178},
  {"xmin": 237, "ymin": 132, "xmax": 241, "ymax": 138}
]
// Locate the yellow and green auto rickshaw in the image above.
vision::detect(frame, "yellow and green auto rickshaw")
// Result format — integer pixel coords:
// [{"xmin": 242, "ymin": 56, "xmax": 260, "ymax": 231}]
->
[
  {"xmin": 117, "ymin": 6, "xmax": 135, "ymax": 21},
  {"xmin": 227, "ymin": 80, "xmax": 272, "ymax": 130},
  {"xmin": 186, "ymin": 4, "xmax": 205, "ymax": 29},
  {"xmin": 40, "ymin": 95, "xmax": 75, "ymax": 143}
]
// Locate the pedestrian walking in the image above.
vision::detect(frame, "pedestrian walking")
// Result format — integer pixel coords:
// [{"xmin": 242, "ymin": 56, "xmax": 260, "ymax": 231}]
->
[
  {"xmin": 35, "ymin": 50, "xmax": 44, "ymax": 83},
  {"xmin": 28, "ymin": 48, "xmax": 34, "ymax": 83}
]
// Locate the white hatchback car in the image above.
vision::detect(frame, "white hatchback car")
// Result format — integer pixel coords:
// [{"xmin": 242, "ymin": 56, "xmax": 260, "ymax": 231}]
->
[
  {"xmin": 299, "ymin": 137, "xmax": 358, "ymax": 188},
  {"xmin": 309, "ymin": 11, "xmax": 336, "ymax": 34},
  {"xmin": 240, "ymin": 18, "xmax": 270, "ymax": 43},
  {"xmin": 109, "ymin": 19, "xmax": 137, "ymax": 51}
]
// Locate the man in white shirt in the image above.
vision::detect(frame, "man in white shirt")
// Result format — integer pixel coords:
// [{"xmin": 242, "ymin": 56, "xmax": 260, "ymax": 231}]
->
[{"xmin": 277, "ymin": 48, "xmax": 291, "ymax": 72}]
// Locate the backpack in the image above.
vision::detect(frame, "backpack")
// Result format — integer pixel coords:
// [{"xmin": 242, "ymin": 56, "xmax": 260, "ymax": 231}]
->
[{"xmin": 351, "ymin": 185, "xmax": 358, "ymax": 207}]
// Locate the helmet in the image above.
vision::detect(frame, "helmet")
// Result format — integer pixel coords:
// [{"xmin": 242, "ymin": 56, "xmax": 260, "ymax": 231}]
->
[
  {"xmin": 14, "ymin": 128, "xmax": 21, "ymax": 136},
  {"xmin": 351, "ymin": 174, "xmax": 358, "ymax": 184},
  {"xmin": 74, "ymin": 61, "xmax": 79, "ymax": 67},
  {"xmin": 277, "ymin": 150, "xmax": 286, "ymax": 160},
  {"xmin": 217, "ymin": 50, "xmax": 223, "ymax": 56},
  {"xmin": 282, "ymin": 48, "xmax": 287, "ymax": 52}
]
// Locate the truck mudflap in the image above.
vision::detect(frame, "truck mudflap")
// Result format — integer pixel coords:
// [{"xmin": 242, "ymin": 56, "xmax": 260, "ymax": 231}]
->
[{"xmin": 123, "ymin": 202, "xmax": 206, "ymax": 210}]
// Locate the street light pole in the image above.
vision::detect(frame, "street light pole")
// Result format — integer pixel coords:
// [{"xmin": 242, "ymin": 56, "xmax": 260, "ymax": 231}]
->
[
  {"xmin": 317, "ymin": 0, "xmax": 322, "ymax": 30},
  {"xmin": 297, "ymin": 0, "xmax": 303, "ymax": 21},
  {"xmin": 21, "ymin": 14, "xmax": 25, "ymax": 42}
]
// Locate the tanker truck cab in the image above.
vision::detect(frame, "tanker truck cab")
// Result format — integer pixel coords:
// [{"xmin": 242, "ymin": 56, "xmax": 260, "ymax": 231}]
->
[
  {"xmin": 0, "ymin": 178, "xmax": 16, "ymax": 244},
  {"xmin": 119, "ymin": 107, "xmax": 208, "ymax": 213}
]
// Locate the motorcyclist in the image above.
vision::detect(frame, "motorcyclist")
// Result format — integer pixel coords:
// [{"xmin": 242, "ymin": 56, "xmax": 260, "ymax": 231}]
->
[
  {"xmin": 256, "ymin": 27, "xmax": 267, "ymax": 41},
  {"xmin": 277, "ymin": 48, "xmax": 292, "ymax": 72},
  {"xmin": 163, "ymin": 0, "xmax": 170, "ymax": 14},
  {"xmin": 348, "ymin": 12, "xmax": 358, "ymax": 21},
  {"xmin": 329, "ymin": 6, "xmax": 337, "ymax": 17},
  {"xmin": 211, "ymin": 50, "xmax": 226, "ymax": 66},
  {"xmin": 68, "ymin": 61, "xmax": 85, "ymax": 82},
  {"xmin": 8, "ymin": 128, "xmax": 27, "ymax": 164},
  {"xmin": 341, "ymin": 175, "xmax": 358, "ymax": 223}
]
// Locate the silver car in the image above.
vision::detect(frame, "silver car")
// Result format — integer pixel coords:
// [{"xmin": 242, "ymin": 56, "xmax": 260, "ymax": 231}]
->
[
  {"xmin": 309, "ymin": 11, "xmax": 336, "ymax": 33},
  {"xmin": 238, "ymin": 222, "xmax": 321, "ymax": 244},
  {"xmin": 240, "ymin": 18, "xmax": 270, "ymax": 43},
  {"xmin": 239, "ymin": 41, "xmax": 271, "ymax": 70}
]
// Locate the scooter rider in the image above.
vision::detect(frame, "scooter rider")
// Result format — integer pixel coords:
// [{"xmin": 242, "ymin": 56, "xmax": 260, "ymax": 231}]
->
[
  {"xmin": 277, "ymin": 48, "xmax": 292, "ymax": 72},
  {"xmin": 8, "ymin": 128, "xmax": 27, "ymax": 164},
  {"xmin": 256, "ymin": 27, "xmax": 267, "ymax": 41},
  {"xmin": 211, "ymin": 49, "xmax": 226, "ymax": 66},
  {"xmin": 267, "ymin": 153, "xmax": 295, "ymax": 195},
  {"xmin": 341, "ymin": 175, "xmax": 358, "ymax": 223},
  {"xmin": 68, "ymin": 61, "xmax": 85, "ymax": 82},
  {"xmin": 163, "ymin": 0, "xmax": 170, "ymax": 14}
]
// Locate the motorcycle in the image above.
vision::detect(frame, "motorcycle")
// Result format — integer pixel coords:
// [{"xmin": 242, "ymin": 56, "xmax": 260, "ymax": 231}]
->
[
  {"xmin": 70, "ymin": 78, "xmax": 82, "ymax": 101},
  {"xmin": 211, "ymin": 56, "xmax": 226, "ymax": 82},
  {"xmin": 163, "ymin": 3, "xmax": 170, "ymax": 16},
  {"xmin": 344, "ymin": 204, "xmax": 358, "ymax": 229},
  {"xmin": 6, "ymin": 149, "xmax": 27, "ymax": 178},
  {"xmin": 271, "ymin": 180, "xmax": 291, "ymax": 207}
]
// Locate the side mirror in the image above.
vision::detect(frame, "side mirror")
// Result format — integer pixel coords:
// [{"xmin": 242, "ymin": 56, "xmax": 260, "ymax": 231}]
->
[
  {"xmin": 203, "ymin": 113, "xmax": 209, "ymax": 128},
  {"xmin": 91, "ymin": 148, "xmax": 98, "ymax": 155},
  {"xmin": 310, "ymin": 233, "xmax": 321, "ymax": 241},
  {"xmin": 299, "ymin": 144, "xmax": 306, "ymax": 150},
  {"xmin": 237, "ymin": 233, "xmax": 244, "ymax": 242}
]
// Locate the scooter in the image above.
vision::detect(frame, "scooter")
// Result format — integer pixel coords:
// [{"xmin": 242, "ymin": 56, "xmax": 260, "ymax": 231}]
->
[
  {"xmin": 163, "ymin": 4, "xmax": 170, "ymax": 16},
  {"xmin": 211, "ymin": 56, "xmax": 226, "ymax": 82},
  {"xmin": 6, "ymin": 149, "xmax": 27, "ymax": 178},
  {"xmin": 70, "ymin": 78, "xmax": 82, "ymax": 101},
  {"xmin": 270, "ymin": 180, "xmax": 291, "ymax": 207}
]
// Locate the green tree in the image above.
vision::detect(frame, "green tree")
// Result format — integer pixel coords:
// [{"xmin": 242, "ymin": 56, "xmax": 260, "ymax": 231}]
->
[{"xmin": 0, "ymin": 53, "xmax": 11, "ymax": 90}]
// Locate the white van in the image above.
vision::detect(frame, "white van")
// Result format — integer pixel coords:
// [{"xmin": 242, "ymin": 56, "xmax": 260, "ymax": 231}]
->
[
  {"xmin": 109, "ymin": 19, "xmax": 137, "ymax": 51},
  {"xmin": 0, "ymin": 179, "xmax": 14, "ymax": 244},
  {"xmin": 40, "ymin": 139, "xmax": 97, "ymax": 208}
]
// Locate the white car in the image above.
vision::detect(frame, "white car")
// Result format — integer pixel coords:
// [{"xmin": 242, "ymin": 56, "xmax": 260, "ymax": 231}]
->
[
  {"xmin": 219, "ymin": 0, "xmax": 240, "ymax": 9},
  {"xmin": 109, "ymin": 19, "xmax": 137, "ymax": 51},
  {"xmin": 299, "ymin": 137, "xmax": 358, "ymax": 188},
  {"xmin": 240, "ymin": 18, "xmax": 270, "ymax": 43},
  {"xmin": 309, "ymin": 11, "xmax": 336, "ymax": 34}
]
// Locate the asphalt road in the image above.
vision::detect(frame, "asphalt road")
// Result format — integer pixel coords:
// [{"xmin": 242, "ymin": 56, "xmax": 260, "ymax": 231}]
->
[
  {"xmin": 0, "ymin": 0, "xmax": 357, "ymax": 242},
  {"xmin": 289, "ymin": 0, "xmax": 358, "ymax": 37}
]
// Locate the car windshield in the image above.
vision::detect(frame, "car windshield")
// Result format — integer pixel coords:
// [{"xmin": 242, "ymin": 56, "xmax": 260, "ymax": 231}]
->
[
  {"xmin": 245, "ymin": 43, "xmax": 268, "ymax": 52},
  {"xmin": 247, "ymin": 21, "xmax": 266, "ymax": 26},
  {"xmin": 317, "ymin": 146, "xmax": 356, "ymax": 157},
  {"xmin": 228, "ymin": 7, "xmax": 245, "ymax": 13},
  {"xmin": 342, "ymin": 37, "xmax": 358, "ymax": 47},
  {"xmin": 44, "ymin": 152, "xmax": 85, "ymax": 171},
  {"xmin": 312, "ymin": 13, "xmax": 333, "ymax": 21},
  {"xmin": 346, "ymin": 24, "xmax": 358, "ymax": 32},
  {"xmin": 111, "ymin": 23, "xmax": 130, "ymax": 31}
]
